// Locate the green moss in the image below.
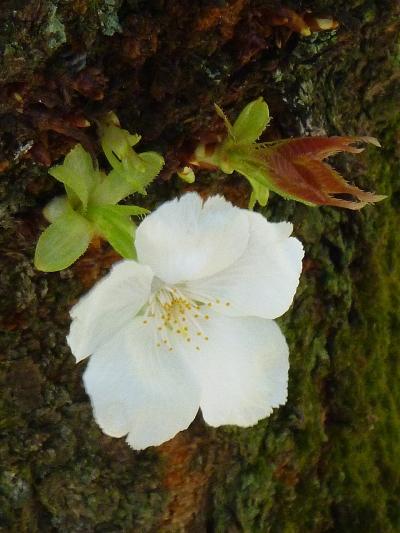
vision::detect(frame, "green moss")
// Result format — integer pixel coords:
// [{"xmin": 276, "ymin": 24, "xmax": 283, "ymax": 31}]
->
[
  {"xmin": 96, "ymin": 0, "xmax": 123, "ymax": 36},
  {"xmin": 44, "ymin": 6, "xmax": 67, "ymax": 50}
]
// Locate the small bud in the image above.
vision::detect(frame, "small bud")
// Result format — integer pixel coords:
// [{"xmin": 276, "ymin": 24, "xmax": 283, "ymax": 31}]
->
[
  {"xmin": 43, "ymin": 195, "xmax": 70, "ymax": 223},
  {"xmin": 177, "ymin": 166, "xmax": 196, "ymax": 183}
]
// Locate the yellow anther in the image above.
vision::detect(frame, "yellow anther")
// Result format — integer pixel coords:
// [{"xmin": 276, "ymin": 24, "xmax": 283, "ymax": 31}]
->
[
  {"xmin": 225, "ymin": 302, "xmax": 231, "ymax": 307},
  {"xmin": 205, "ymin": 336, "xmax": 209, "ymax": 341},
  {"xmin": 216, "ymin": 299, "xmax": 221, "ymax": 304},
  {"xmin": 143, "ymin": 320, "xmax": 148, "ymax": 324},
  {"xmin": 196, "ymin": 346, "xmax": 200, "ymax": 351},
  {"xmin": 205, "ymin": 315, "xmax": 209, "ymax": 320}
]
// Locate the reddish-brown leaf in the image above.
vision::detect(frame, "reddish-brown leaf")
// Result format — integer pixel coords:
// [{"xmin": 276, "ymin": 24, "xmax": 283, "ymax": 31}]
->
[{"xmin": 260, "ymin": 136, "xmax": 385, "ymax": 209}]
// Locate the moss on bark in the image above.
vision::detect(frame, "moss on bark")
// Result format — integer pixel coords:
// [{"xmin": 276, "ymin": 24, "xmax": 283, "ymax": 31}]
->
[{"xmin": 0, "ymin": 0, "xmax": 399, "ymax": 531}]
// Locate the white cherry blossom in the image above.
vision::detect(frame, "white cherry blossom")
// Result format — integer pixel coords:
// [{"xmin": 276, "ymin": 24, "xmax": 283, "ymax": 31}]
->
[{"xmin": 67, "ymin": 193, "xmax": 304, "ymax": 450}]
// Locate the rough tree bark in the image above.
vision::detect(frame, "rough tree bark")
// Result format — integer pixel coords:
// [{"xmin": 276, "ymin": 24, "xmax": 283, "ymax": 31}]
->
[{"xmin": 1, "ymin": 1, "xmax": 399, "ymax": 531}]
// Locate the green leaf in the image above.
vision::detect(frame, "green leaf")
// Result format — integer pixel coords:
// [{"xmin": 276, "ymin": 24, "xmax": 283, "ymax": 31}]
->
[
  {"xmin": 88, "ymin": 205, "xmax": 137, "ymax": 259},
  {"xmin": 230, "ymin": 150, "xmax": 270, "ymax": 186},
  {"xmin": 133, "ymin": 151, "xmax": 164, "ymax": 192},
  {"xmin": 64, "ymin": 185, "xmax": 81, "ymax": 208},
  {"xmin": 100, "ymin": 121, "xmax": 145, "ymax": 175},
  {"xmin": 232, "ymin": 98, "xmax": 270, "ymax": 143},
  {"xmin": 101, "ymin": 129, "xmax": 164, "ymax": 194},
  {"xmin": 247, "ymin": 178, "xmax": 269, "ymax": 209},
  {"xmin": 34, "ymin": 209, "xmax": 92, "ymax": 272},
  {"xmin": 92, "ymin": 204, "xmax": 149, "ymax": 217},
  {"xmin": 115, "ymin": 151, "xmax": 164, "ymax": 194},
  {"xmin": 229, "ymin": 149, "xmax": 271, "ymax": 208},
  {"xmin": 98, "ymin": 113, "xmax": 164, "ymax": 195},
  {"xmin": 214, "ymin": 103, "xmax": 234, "ymax": 136},
  {"xmin": 49, "ymin": 144, "xmax": 98, "ymax": 209},
  {"xmin": 89, "ymin": 170, "xmax": 135, "ymax": 205},
  {"xmin": 99, "ymin": 112, "xmax": 141, "ymax": 151}
]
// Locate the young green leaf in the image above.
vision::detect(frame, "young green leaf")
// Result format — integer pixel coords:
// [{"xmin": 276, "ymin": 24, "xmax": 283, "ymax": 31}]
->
[
  {"xmin": 91, "ymin": 204, "xmax": 149, "ymax": 217},
  {"xmin": 107, "ymin": 138, "xmax": 145, "ymax": 177},
  {"xmin": 247, "ymin": 179, "xmax": 269, "ymax": 209},
  {"xmin": 230, "ymin": 152, "xmax": 271, "ymax": 208},
  {"xmin": 230, "ymin": 150, "xmax": 270, "ymax": 186},
  {"xmin": 49, "ymin": 144, "xmax": 98, "ymax": 209},
  {"xmin": 63, "ymin": 186, "xmax": 81, "ymax": 209},
  {"xmin": 232, "ymin": 97, "xmax": 270, "ymax": 143},
  {"xmin": 89, "ymin": 169, "xmax": 135, "ymax": 205},
  {"xmin": 34, "ymin": 208, "xmax": 92, "ymax": 272},
  {"xmin": 112, "ymin": 151, "xmax": 164, "ymax": 194},
  {"xmin": 88, "ymin": 205, "xmax": 136, "ymax": 259},
  {"xmin": 133, "ymin": 151, "xmax": 165, "ymax": 193},
  {"xmin": 99, "ymin": 114, "xmax": 164, "ymax": 194},
  {"xmin": 214, "ymin": 104, "xmax": 234, "ymax": 135},
  {"xmin": 99, "ymin": 117, "xmax": 145, "ymax": 175}
]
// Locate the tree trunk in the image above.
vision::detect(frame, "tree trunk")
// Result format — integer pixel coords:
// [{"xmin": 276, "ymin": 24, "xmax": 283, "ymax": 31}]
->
[{"xmin": 1, "ymin": 1, "xmax": 399, "ymax": 531}]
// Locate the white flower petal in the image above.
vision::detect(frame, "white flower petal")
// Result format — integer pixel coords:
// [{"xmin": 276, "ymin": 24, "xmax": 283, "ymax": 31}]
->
[
  {"xmin": 186, "ymin": 212, "xmax": 304, "ymax": 319},
  {"xmin": 83, "ymin": 318, "xmax": 201, "ymax": 450},
  {"xmin": 67, "ymin": 260, "xmax": 153, "ymax": 362},
  {"xmin": 135, "ymin": 193, "xmax": 250, "ymax": 284},
  {"xmin": 185, "ymin": 313, "xmax": 289, "ymax": 427}
]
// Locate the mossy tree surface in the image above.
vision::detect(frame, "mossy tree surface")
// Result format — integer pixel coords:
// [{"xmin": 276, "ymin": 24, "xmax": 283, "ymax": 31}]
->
[{"xmin": 1, "ymin": 1, "xmax": 399, "ymax": 531}]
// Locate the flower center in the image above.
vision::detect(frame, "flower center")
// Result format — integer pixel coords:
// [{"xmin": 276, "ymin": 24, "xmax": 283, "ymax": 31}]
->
[{"xmin": 142, "ymin": 284, "xmax": 212, "ymax": 352}]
